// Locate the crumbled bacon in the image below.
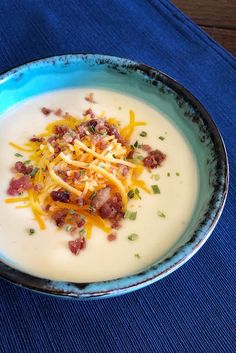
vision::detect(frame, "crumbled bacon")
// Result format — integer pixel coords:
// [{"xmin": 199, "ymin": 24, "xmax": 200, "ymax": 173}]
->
[
  {"xmin": 54, "ymin": 108, "xmax": 63, "ymax": 117},
  {"xmin": 62, "ymin": 131, "xmax": 74, "ymax": 143},
  {"xmin": 76, "ymin": 197, "xmax": 85, "ymax": 207},
  {"xmin": 54, "ymin": 125, "xmax": 69, "ymax": 136},
  {"xmin": 50, "ymin": 190, "xmax": 70, "ymax": 203},
  {"xmin": 25, "ymin": 165, "xmax": 34, "ymax": 174},
  {"xmin": 127, "ymin": 150, "xmax": 135, "ymax": 159},
  {"xmin": 75, "ymin": 125, "xmax": 86, "ymax": 140},
  {"xmin": 104, "ymin": 121, "xmax": 126, "ymax": 145},
  {"xmin": 107, "ymin": 233, "xmax": 117, "ymax": 241},
  {"xmin": 143, "ymin": 149, "xmax": 166, "ymax": 169},
  {"xmin": 91, "ymin": 187, "xmax": 110, "ymax": 210},
  {"xmin": 52, "ymin": 209, "xmax": 67, "ymax": 227},
  {"xmin": 85, "ymin": 93, "xmax": 96, "ymax": 104},
  {"xmin": 34, "ymin": 183, "xmax": 43, "ymax": 192},
  {"xmin": 141, "ymin": 144, "xmax": 152, "ymax": 153},
  {"xmin": 47, "ymin": 135, "xmax": 57, "ymax": 144},
  {"xmin": 30, "ymin": 136, "xmax": 44, "ymax": 143},
  {"xmin": 118, "ymin": 164, "xmax": 129, "ymax": 177},
  {"xmin": 15, "ymin": 161, "xmax": 27, "ymax": 174},
  {"xmin": 99, "ymin": 193, "xmax": 124, "ymax": 229},
  {"xmin": 83, "ymin": 108, "xmax": 95, "ymax": 118},
  {"xmin": 41, "ymin": 107, "xmax": 52, "ymax": 116},
  {"xmin": 76, "ymin": 215, "xmax": 86, "ymax": 228},
  {"xmin": 68, "ymin": 236, "xmax": 86, "ymax": 255},
  {"xmin": 7, "ymin": 176, "xmax": 32, "ymax": 196},
  {"xmin": 98, "ymin": 140, "xmax": 108, "ymax": 150},
  {"xmin": 15, "ymin": 162, "xmax": 34, "ymax": 175}
]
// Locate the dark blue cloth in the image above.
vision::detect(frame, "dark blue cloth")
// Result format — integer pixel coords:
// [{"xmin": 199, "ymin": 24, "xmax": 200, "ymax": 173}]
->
[{"xmin": 0, "ymin": 1, "xmax": 235, "ymax": 352}]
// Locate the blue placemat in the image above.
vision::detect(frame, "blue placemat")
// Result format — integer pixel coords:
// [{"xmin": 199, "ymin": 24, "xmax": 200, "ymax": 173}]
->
[{"xmin": 0, "ymin": 1, "xmax": 235, "ymax": 352}]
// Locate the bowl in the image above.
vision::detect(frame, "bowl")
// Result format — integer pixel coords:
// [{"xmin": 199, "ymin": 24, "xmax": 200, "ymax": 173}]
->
[{"xmin": 0, "ymin": 54, "xmax": 228, "ymax": 299}]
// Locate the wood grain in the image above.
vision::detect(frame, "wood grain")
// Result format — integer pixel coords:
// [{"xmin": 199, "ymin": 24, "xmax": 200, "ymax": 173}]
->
[
  {"xmin": 172, "ymin": 0, "xmax": 236, "ymax": 29},
  {"xmin": 203, "ymin": 26, "xmax": 236, "ymax": 54},
  {"xmin": 171, "ymin": 0, "xmax": 236, "ymax": 56}
]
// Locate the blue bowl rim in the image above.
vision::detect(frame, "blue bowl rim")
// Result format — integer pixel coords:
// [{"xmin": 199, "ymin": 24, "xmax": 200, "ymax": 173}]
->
[{"xmin": 0, "ymin": 54, "xmax": 229, "ymax": 299}]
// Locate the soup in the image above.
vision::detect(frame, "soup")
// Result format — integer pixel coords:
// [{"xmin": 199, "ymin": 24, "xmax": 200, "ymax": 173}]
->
[{"xmin": 0, "ymin": 88, "xmax": 198, "ymax": 282}]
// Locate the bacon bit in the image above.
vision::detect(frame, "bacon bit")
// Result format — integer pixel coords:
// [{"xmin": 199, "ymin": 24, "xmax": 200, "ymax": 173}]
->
[
  {"xmin": 30, "ymin": 136, "xmax": 44, "ymax": 143},
  {"xmin": 107, "ymin": 233, "xmax": 117, "ymax": 241},
  {"xmin": 7, "ymin": 176, "xmax": 32, "ymax": 196},
  {"xmin": 68, "ymin": 236, "xmax": 86, "ymax": 255},
  {"xmin": 50, "ymin": 190, "xmax": 70, "ymax": 203},
  {"xmin": 75, "ymin": 125, "xmax": 86, "ymax": 140},
  {"xmin": 141, "ymin": 144, "xmax": 152, "ymax": 153},
  {"xmin": 75, "ymin": 215, "xmax": 86, "ymax": 228},
  {"xmin": 15, "ymin": 161, "xmax": 34, "ymax": 176},
  {"xmin": 143, "ymin": 149, "xmax": 166, "ymax": 169},
  {"xmin": 54, "ymin": 125, "xmax": 69, "ymax": 136},
  {"xmin": 83, "ymin": 108, "xmax": 95, "ymax": 118},
  {"xmin": 63, "ymin": 131, "xmax": 74, "ymax": 143},
  {"xmin": 118, "ymin": 164, "xmax": 129, "ymax": 177},
  {"xmin": 47, "ymin": 135, "xmax": 57, "ymax": 144},
  {"xmin": 41, "ymin": 107, "xmax": 52, "ymax": 116},
  {"xmin": 76, "ymin": 197, "xmax": 84, "ymax": 207},
  {"xmin": 98, "ymin": 140, "xmax": 108, "ymax": 150},
  {"xmin": 54, "ymin": 108, "xmax": 63, "ymax": 117},
  {"xmin": 127, "ymin": 150, "xmax": 135, "ymax": 159},
  {"xmin": 34, "ymin": 183, "xmax": 43, "ymax": 192},
  {"xmin": 91, "ymin": 187, "xmax": 110, "ymax": 210},
  {"xmin": 44, "ymin": 204, "xmax": 51, "ymax": 212},
  {"xmin": 14, "ymin": 161, "xmax": 27, "ymax": 174},
  {"xmin": 85, "ymin": 93, "xmax": 96, "ymax": 104},
  {"xmin": 52, "ymin": 209, "xmax": 67, "ymax": 227},
  {"xmin": 99, "ymin": 192, "xmax": 124, "ymax": 228},
  {"xmin": 104, "ymin": 121, "xmax": 126, "ymax": 145}
]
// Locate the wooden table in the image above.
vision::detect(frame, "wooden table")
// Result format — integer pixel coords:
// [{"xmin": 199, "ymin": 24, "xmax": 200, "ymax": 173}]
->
[{"xmin": 172, "ymin": 0, "xmax": 236, "ymax": 56}]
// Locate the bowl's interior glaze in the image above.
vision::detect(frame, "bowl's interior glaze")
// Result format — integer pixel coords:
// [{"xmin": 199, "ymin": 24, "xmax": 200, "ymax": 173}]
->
[{"xmin": 0, "ymin": 55, "xmax": 228, "ymax": 298}]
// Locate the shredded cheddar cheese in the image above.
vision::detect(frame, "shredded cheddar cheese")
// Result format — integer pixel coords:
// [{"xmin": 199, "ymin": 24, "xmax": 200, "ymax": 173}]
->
[{"xmin": 6, "ymin": 105, "xmax": 162, "ymax": 248}]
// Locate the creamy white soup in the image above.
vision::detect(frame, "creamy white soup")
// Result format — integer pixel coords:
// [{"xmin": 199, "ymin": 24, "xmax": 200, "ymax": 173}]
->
[{"xmin": 0, "ymin": 89, "xmax": 198, "ymax": 282}]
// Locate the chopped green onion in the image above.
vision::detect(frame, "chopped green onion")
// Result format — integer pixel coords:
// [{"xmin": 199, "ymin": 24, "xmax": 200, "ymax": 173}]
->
[
  {"xmin": 124, "ymin": 210, "xmax": 137, "ymax": 220},
  {"xmin": 90, "ymin": 191, "xmax": 97, "ymax": 199},
  {"xmin": 29, "ymin": 228, "xmax": 35, "ymax": 235},
  {"xmin": 69, "ymin": 209, "xmax": 76, "ymax": 215},
  {"xmin": 134, "ymin": 253, "xmax": 141, "ymax": 259},
  {"xmin": 158, "ymin": 211, "xmax": 166, "ymax": 218},
  {"xmin": 79, "ymin": 170, "xmax": 86, "ymax": 176},
  {"xmin": 65, "ymin": 225, "xmax": 72, "ymax": 232},
  {"xmin": 79, "ymin": 228, "xmax": 85, "ymax": 236},
  {"xmin": 134, "ymin": 188, "xmax": 141, "ymax": 200},
  {"xmin": 89, "ymin": 125, "xmax": 96, "ymax": 133},
  {"xmin": 101, "ymin": 131, "xmax": 107, "ymax": 136},
  {"xmin": 24, "ymin": 160, "xmax": 31, "ymax": 164},
  {"xmin": 176, "ymin": 172, "xmax": 180, "ymax": 176},
  {"xmin": 140, "ymin": 131, "xmax": 147, "ymax": 137},
  {"xmin": 136, "ymin": 155, "xmax": 143, "ymax": 160},
  {"xmin": 30, "ymin": 167, "xmax": 39, "ymax": 177},
  {"xmin": 159, "ymin": 136, "xmax": 165, "ymax": 141},
  {"xmin": 151, "ymin": 174, "xmax": 160, "ymax": 181},
  {"xmin": 15, "ymin": 153, "xmax": 23, "ymax": 158},
  {"xmin": 127, "ymin": 190, "xmax": 135, "ymax": 199},
  {"xmin": 128, "ymin": 233, "xmax": 139, "ymax": 241},
  {"xmin": 133, "ymin": 140, "xmax": 141, "ymax": 148},
  {"xmin": 151, "ymin": 184, "xmax": 160, "ymax": 194},
  {"xmin": 88, "ymin": 206, "xmax": 95, "ymax": 214}
]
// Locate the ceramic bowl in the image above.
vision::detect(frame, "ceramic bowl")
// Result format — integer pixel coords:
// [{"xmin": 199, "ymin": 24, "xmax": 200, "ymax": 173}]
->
[{"xmin": 0, "ymin": 54, "xmax": 228, "ymax": 299}]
